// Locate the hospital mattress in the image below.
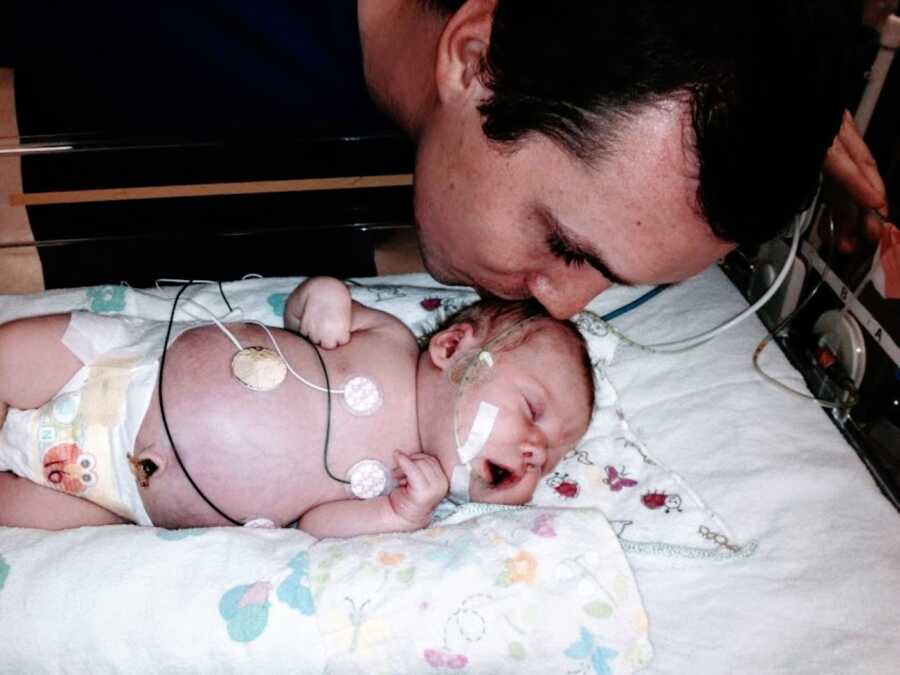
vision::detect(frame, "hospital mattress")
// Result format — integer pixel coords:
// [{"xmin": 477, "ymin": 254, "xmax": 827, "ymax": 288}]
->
[{"xmin": 0, "ymin": 267, "xmax": 898, "ymax": 673}]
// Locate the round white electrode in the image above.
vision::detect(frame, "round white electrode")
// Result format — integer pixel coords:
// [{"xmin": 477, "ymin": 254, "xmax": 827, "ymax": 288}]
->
[
  {"xmin": 231, "ymin": 346, "xmax": 288, "ymax": 392},
  {"xmin": 341, "ymin": 375, "xmax": 383, "ymax": 416},
  {"xmin": 347, "ymin": 459, "xmax": 391, "ymax": 499}
]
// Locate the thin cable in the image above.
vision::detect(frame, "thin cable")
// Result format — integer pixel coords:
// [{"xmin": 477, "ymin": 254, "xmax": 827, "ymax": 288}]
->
[
  {"xmin": 129, "ymin": 284, "xmax": 246, "ymax": 351},
  {"xmin": 606, "ymin": 215, "xmax": 805, "ymax": 353},
  {"xmin": 244, "ymin": 321, "xmax": 344, "ymax": 394},
  {"xmin": 147, "ymin": 279, "xmax": 344, "ymax": 394},
  {"xmin": 158, "ymin": 281, "xmax": 243, "ymax": 525},
  {"xmin": 752, "ymin": 211, "xmax": 859, "ymax": 410},
  {"xmin": 600, "ymin": 285, "xmax": 669, "ymax": 322},
  {"xmin": 217, "ymin": 281, "xmax": 233, "ymax": 313},
  {"xmin": 296, "ymin": 330, "xmax": 346, "ymax": 485}
]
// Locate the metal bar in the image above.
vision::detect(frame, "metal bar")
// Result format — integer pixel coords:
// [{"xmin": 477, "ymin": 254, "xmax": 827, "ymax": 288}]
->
[
  {"xmin": 0, "ymin": 221, "xmax": 412, "ymax": 250},
  {"xmin": 8, "ymin": 174, "xmax": 414, "ymax": 207}
]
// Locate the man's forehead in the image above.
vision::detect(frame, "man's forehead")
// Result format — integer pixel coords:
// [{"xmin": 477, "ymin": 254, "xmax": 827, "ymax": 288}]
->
[{"xmin": 543, "ymin": 101, "xmax": 733, "ymax": 284}]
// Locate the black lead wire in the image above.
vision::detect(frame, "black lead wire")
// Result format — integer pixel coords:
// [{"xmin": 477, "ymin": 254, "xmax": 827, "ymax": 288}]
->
[
  {"xmin": 158, "ymin": 281, "xmax": 243, "ymax": 525},
  {"xmin": 156, "ymin": 281, "xmax": 345, "ymax": 528}
]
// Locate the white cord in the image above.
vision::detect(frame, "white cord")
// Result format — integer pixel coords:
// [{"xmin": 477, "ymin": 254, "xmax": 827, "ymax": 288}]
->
[
  {"xmin": 242, "ymin": 320, "xmax": 344, "ymax": 395},
  {"xmin": 136, "ymin": 279, "xmax": 345, "ymax": 395},
  {"xmin": 126, "ymin": 281, "xmax": 245, "ymax": 351},
  {"xmin": 612, "ymin": 215, "xmax": 803, "ymax": 353}
]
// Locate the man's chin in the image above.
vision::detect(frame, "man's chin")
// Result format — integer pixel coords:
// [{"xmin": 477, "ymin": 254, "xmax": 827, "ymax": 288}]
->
[{"xmin": 418, "ymin": 246, "xmax": 466, "ymax": 287}]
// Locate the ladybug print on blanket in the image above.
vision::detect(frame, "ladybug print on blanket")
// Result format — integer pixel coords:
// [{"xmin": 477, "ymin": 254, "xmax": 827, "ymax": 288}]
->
[
  {"xmin": 546, "ymin": 472, "xmax": 580, "ymax": 500},
  {"xmin": 641, "ymin": 490, "xmax": 683, "ymax": 513}
]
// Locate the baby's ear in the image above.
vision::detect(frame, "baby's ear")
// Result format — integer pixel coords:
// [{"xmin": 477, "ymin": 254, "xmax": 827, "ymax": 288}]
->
[{"xmin": 427, "ymin": 322, "xmax": 480, "ymax": 371}]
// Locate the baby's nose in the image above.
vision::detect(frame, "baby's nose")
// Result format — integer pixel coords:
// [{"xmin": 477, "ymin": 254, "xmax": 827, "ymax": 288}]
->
[{"xmin": 520, "ymin": 433, "xmax": 548, "ymax": 467}]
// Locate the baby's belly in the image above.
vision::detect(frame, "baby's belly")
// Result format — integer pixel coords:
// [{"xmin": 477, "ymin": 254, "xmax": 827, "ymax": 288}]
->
[{"xmin": 134, "ymin": 324, "xmax": 416, "ymax": 527}]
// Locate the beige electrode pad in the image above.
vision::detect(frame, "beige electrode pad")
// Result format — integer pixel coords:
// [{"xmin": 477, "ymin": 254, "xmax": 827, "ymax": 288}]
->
[{"xmin": 231, "ymin": 346, "xmax": 288, "ymax": 391}]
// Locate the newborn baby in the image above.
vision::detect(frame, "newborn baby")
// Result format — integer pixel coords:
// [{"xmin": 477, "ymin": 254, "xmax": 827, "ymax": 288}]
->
[{"xmin": 0, "ymin": 278, "xmax": 594, "ymax": 536}]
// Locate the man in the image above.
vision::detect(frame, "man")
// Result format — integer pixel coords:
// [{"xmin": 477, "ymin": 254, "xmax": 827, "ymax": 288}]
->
[
  {"xmin": 359, "ymin": 0, "xmax": 889, "ymax": 317},
  {"xmin": 6, "ymin": 0, "xmax": 890, "ymax": 317}
]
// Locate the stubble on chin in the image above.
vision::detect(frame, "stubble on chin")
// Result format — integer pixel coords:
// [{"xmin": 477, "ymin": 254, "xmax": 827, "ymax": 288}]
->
[{"xmin": 412, "ymin": 218, "xmax": 464, "ymax": 287}]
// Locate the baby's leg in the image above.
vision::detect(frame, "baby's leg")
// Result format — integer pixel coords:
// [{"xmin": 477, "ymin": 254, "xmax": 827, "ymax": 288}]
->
[
  {"xmin": 0, "ymin": 314, "xmax": 83, "ymax": 413},
  {"xmin": 0, "ymin": 472, "xmax": 127, "ymax": 528},
  {"xmin": 0, "ymin": 314, "xmax": 125, "ymax": 528}
]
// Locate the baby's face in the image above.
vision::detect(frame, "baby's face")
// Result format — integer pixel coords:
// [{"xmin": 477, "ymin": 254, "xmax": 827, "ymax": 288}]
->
[{"xmin": 454, "ymin": 322, "xmax": 593, "ymax": 505}]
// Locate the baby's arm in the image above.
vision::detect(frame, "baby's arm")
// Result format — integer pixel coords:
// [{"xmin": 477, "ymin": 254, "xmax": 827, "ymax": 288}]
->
[
  {"xmin": 298, "ymin": 451, "xmax": 449, "ymax": 538},
  {"xmin": 284, "ymin": 276, "xmax": 399, "ymax": 348}
]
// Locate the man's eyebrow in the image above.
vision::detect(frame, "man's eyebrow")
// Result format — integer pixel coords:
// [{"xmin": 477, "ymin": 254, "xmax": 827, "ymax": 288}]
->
[{"xmin": 539, "ymin": 208, "xmax": 636, "ymax": 287}]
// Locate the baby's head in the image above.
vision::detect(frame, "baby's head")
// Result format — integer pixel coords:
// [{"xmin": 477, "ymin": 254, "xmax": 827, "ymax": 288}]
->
[{"xmin": 416, "ymin": 299, "xmax": 594, "ymax": 505}]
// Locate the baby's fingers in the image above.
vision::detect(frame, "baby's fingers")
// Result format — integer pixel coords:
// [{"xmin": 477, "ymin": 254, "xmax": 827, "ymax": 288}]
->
[{"xmin": 394, "ymin": 451, "xmax": 426, "ymax": 490}]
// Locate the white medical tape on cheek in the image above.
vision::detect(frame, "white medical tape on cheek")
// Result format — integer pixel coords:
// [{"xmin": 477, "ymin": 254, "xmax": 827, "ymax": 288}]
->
[
  {"xmin": 450, "ymin": 401, "xmax": 499, "ymax": 502},
  {"xmin": 450, "ymin": 464, "xmax": 472, "ymax": 502},
  {"xmin": 456, "ymin": 401, "xmax": 498, "ymax": 464}
]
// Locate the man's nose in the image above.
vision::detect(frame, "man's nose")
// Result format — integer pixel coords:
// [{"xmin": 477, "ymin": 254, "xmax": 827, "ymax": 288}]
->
[{"xmin": 526, "ymin": 268, "xmax": 611, "ymax": 319}]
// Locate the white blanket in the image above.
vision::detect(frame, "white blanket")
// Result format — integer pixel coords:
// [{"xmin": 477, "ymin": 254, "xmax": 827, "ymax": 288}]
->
[
  {"xmin": 1, "ymin": 269, "xmax": 899, "ymax": 674},
  {"xmin": 593, "ymin": 267, "xmax": 900, "ymax": 674},
  {"xmin": 0, "ymin": 277, "xmax": 653, "ymax": 674}
]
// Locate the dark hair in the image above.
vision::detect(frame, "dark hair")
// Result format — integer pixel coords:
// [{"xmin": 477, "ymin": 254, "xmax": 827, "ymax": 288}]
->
[
  {"xmin": 422, "ymin": 1, "xmax": 861, "ymax": 246},
  {"xmin": 437, "ymin": 298, "xmax": 596, "ymax": 411}
]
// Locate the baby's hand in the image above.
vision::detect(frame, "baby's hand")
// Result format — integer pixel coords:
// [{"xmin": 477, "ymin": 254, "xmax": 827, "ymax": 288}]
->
[
  {"xmin": 285, "ymin": 277, "xmax": 352, "ymax": 349},
  {"xmin": 388, "ymin": 451, "xmax": 449, "ymax": 529}
]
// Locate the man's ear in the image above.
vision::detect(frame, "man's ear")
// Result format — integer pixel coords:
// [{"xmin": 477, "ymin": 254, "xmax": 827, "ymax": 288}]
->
[
  {"xmin": 428, "ymin": 322, "xmax": 481, "ymax": 371},
  {"xmin": 433, "ymin": 0, "xmax": 497, "ymax": 106}
]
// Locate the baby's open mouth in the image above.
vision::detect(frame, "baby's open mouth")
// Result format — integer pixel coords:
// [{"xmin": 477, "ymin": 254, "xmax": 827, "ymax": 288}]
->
[{"xmin": 485, "ymin": 460, "xmax": 518, "ymax": 489}]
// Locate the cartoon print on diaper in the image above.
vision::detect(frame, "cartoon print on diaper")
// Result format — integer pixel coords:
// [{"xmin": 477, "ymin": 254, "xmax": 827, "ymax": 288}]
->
[
  {"xmin": 641, "ymin": 490, "xmax": 683, "ymax": 513},
  {"xmin": 546, "ymin": 472, "xmax": 581, "ymax": 500},
  {"xmin": 564, "ymin": 626, "xmax": 619, "ymax": 675},
  {"xmin": 51, "ymin": 392, "xmax": 81, "ymax": 425},
  {"xmin": 267, "ymin": 293, "xmax": 288, "ymax": 318},
  {"xmin": 42, "ymin": 443, "xmax": 97, "ymax": 494},
  {"xmin": 86, "ymin": 285, "xmax": 127, "ymax": 313},
  {"xmin": 602, "ymin": 465, "xmax": 638, "ymax": 492}
]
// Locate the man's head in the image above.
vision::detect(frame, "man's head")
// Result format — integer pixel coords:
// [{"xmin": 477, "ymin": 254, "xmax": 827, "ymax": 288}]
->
[
  {"xmin": 416, "ymin": 299, "xmax": 595, "ymax": 505},
  {"xmin": 407, "ymin": 0, "xmax": 860, "ymax": 317}
]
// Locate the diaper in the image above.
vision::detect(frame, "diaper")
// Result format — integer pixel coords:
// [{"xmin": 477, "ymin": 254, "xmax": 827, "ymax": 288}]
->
[{"xmin": 0, "ymin": 312, "xmax": 195, "ymax": 525}]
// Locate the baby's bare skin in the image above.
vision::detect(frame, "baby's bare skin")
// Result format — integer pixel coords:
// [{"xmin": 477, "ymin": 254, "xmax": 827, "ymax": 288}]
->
[
  {"xmin": 0, "ymin": 279, "xmax": 593, "ymax": 535},
  {"xmin": 136, "ymin": 319, "xmax": 421, "ymax": 529}
]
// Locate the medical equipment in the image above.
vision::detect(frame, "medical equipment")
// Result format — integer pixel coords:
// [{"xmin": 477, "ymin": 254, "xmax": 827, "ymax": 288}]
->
[{"xmin": 596, "ymin": 213, "xmax": 804, "ymax": 355}]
